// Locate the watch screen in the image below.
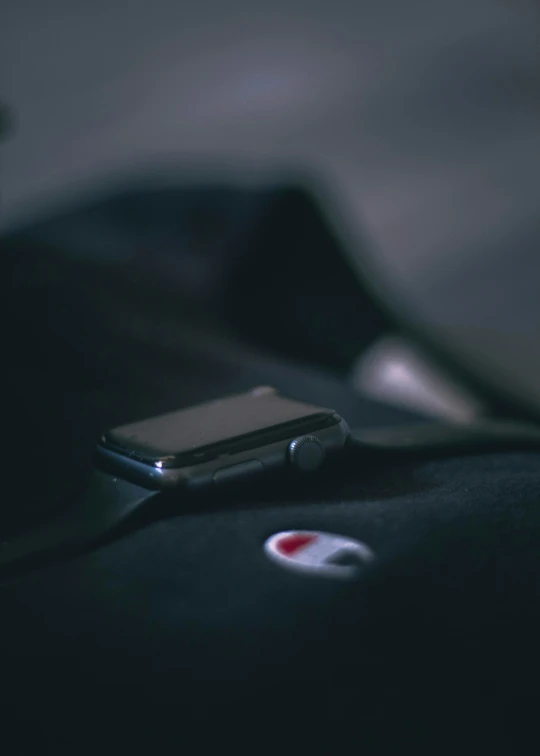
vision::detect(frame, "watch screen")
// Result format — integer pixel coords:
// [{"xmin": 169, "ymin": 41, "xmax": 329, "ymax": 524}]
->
[{"xmin": 100, "ymin": 390, "xmax": 337, "ymax": 466}]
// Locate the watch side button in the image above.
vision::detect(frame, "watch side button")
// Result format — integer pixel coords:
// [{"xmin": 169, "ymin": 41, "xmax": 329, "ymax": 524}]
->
[
  {"xmin": 212, "ymin": 459, "xmax": 264, "ymax": 485},
  {"xmin": 288, "ymin": 436, "xmax": 325, "ymax": 472}
]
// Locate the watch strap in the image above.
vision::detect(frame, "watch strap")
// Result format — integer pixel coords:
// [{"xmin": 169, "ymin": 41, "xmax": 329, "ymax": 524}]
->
[
  {"xmin": 0, "ymin": 470, "xmax": 158, "ymax": 574},
  {"xmin": 350, "ymin": 419, "xmax": 540, "ymax": 457}
]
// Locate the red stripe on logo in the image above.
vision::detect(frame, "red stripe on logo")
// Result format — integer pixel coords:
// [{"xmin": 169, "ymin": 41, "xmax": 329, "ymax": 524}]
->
[{"xmin": 276, "ymin": 533, "xmax": 318, "ymax": 556}]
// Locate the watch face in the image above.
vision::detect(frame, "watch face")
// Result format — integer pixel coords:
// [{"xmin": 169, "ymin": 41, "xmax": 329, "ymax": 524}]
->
[{"xmin": 100, "ymin": 390, "xmax": 339, "ymax": 468}]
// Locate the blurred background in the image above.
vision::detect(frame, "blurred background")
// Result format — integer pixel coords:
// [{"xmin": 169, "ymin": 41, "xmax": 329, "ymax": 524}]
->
[{"xmin": 2, "ymin": 0, "xmax": 540, "ymax": 419}]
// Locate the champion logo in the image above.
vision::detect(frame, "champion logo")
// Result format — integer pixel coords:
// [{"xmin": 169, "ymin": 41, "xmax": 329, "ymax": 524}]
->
[{"xmin": 264, "ymin": 530, "xmax": 374, "ymax": 579}]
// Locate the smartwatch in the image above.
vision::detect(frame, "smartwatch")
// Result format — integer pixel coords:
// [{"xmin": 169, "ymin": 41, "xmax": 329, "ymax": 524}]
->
[
  {"xmin": 3, "ymin": 385, "xmax": 540, "ymax": 574},
  {"xmin": 0, "ymin": 387, "xmax": 349, "ymax": 571}
]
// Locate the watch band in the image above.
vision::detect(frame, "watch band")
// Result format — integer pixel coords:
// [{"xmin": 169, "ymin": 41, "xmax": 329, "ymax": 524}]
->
[
  {"xmin": 0, "ymin": 470, "xmax": 158, "ymax": 574},
  {"xmin": 350, "ymin": 419, "xmax": 540, "ymax": 457}
]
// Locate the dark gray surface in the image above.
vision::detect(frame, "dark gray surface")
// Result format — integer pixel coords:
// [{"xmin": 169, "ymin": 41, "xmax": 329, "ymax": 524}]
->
[{"xmin": 2, "ymin": 0, "xmax": 540, "ymax": 408}]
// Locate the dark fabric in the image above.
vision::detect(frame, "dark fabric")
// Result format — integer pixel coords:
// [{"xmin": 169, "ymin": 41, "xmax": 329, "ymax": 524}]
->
[
  {"xmin": 1, "ymin": 452, "xmax": 540, "ymax": 751},
  {"xmin": 3, "ymin": 182, "xmax": 390, "ymax": 373},
  {"xmin": 1, "ymin": 185, "xmax": 538, "ymax": 752}
]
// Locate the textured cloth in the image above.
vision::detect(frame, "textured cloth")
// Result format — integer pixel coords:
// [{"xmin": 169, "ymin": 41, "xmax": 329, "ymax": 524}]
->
[{"xmin": 1, "ymin": 185, "xmax": 538, "ymax": 752}]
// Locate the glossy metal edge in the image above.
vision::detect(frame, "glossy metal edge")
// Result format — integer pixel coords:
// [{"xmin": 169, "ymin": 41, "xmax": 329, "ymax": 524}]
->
[{"xmin": 95, "ymin": 417, "xmax": 350, "ymax": 491}]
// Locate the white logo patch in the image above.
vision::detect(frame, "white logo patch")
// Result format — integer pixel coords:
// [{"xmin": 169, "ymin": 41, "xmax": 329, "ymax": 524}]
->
[{"xmin": 264, "ymin": 530, "xmax": 374, "ymax": 579}]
